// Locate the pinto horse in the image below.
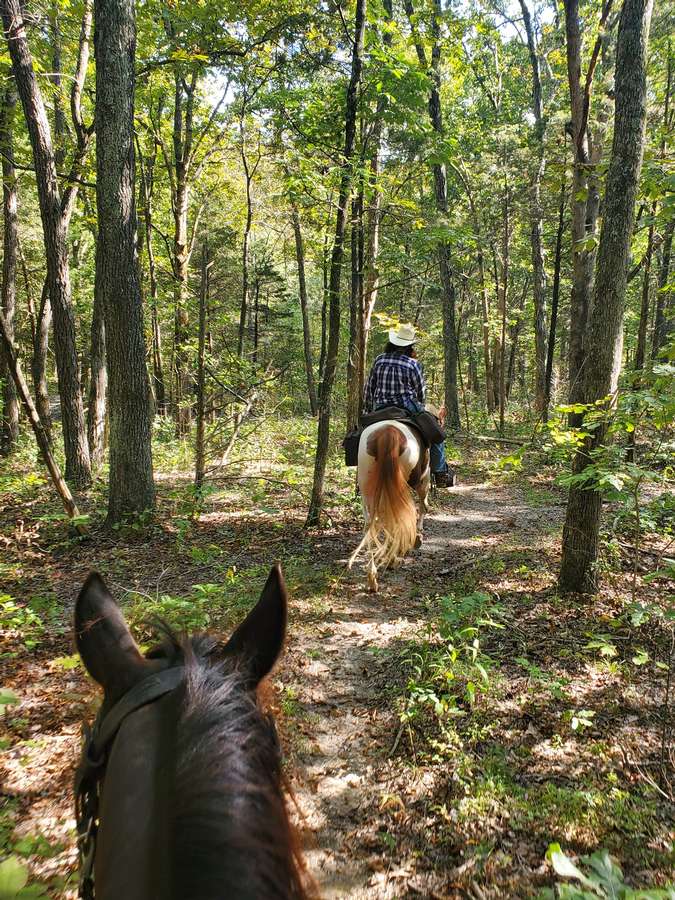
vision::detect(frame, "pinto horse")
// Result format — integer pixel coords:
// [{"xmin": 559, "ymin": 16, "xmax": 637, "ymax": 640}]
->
[
  {"xmin": 349, "ymin": 419, "xmax": 430, "ymax": 592},
  {"xmin": 73, "ymin": 565, "xmax": 309, "ymax": 900}
]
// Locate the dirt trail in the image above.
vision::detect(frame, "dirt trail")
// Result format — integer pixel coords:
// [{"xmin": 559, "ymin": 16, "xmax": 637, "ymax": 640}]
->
[{"xmin": 288, "ymin": 479, "xmax": 564, "ymax": 898}]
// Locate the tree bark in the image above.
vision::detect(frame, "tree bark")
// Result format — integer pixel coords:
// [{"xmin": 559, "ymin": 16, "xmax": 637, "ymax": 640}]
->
[
  {"xmin": 518, "ymin": 0, "xmax": 548, "ymax": 418},
  {"xmin": 634, "ymin": 203, "xmax": 655, "ymax": 373},
  {"xmin": 291, "ymin": 205, "xmax": 318, "ymax": 415},
  {"xmin": 404, "ymin": 0, "xmax": 460, "ymax": 428},
  {"xmin": 346, "ymin": 183, "xmax": 364, "ymax": 431},
  {"xmin": 95, "ymin": 0, "xmax": 155, "ymax": 522},
  {"xmin": 138, "ymin": 140, "xmax": 166, "ymax": 413},
  {"xmin": 545, "ymin": 170, "xmax": 567, "ymax": 409},
  {"xmin": 0, "ymin": 308, "xmax": 83, "ymax": 527},
  {"xmin": 2, "ymin": 0, "xmax": 91, "ymax": 486},
  {"xmin": 31, "ymin": 282, "xmax": 52, "ymax": 434},
  {"xmin": 360, "ymin": 0, "xmax": 392, "ymax": 401},
  {"xmin": 652, "ymin": 219, "xmax": 673, "ymax": 356},
  {"xmin": 237, "ymin": 116, "xmax": 261, "ymax": 360},
  {"xmin": 306, "ymin": 0, "xmax": 366, "ymax": 527},
  {"xmin": 195, "ymin": 240, "xmax": 209, "ymax": 492},
  {"xmin": 559, "ymin": 0, "xmax": 653, "ymax": 593},
  {"xmin": 564, "ymin": 0, "xmax": 614, "ymax": 410},
  {"xmin": 87, "ymin": 285, "xmax": 107, "ymax": 466},
  {"xmin": 0, "ymin": 84, "xmax": 19, "ymax": 454}
]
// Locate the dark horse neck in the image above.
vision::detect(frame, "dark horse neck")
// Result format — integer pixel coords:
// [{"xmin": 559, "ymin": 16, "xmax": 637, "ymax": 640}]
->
[{"xmin": 94, "ymin": 645, "xmax": 306, "ymax": 900}]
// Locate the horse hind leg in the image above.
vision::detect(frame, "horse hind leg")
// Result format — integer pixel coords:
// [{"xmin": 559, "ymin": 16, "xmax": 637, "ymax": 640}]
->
[
  {"xmin": 367, "ymin": 552, "xmax": 378, "ymax": 592},
  {"xmin": 415, "ymin": 454, "xmax": 431, "ymax": 547}
]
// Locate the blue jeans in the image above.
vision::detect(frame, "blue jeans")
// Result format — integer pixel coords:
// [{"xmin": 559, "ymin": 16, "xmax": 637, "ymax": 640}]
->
[{"xmin": 377, "ymin": 399, "xmax": 447, "ymax": 474}]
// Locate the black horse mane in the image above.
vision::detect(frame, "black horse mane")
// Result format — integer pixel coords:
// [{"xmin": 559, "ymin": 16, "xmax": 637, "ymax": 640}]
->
[{"xmin": 150, "ymin": 629, "xmax": 309, "ymax": 900}]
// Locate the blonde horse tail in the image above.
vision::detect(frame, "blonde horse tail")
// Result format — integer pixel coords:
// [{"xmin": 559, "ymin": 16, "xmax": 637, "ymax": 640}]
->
[{"xmin": 350, "ymin": 425, "xmax": 417, "ymax": 570}]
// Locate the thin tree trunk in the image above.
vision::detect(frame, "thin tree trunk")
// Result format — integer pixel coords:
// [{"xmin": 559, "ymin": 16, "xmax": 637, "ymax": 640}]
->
[
  {"xmin": 559, "ymin": 0, "xmax": 653, "ymax": 593},
  {"xmin": 32, "ymin": 282, "xmax": 52, "ymax": 433},
  {"xmin": 404, "ymin": 0, "xmax": 460, "ymax": 428},
  {"xmin": 0, "ymin": 84, "xmax": 19, "ymax": 454},
  {"xmin": 564, "ymin": 0, "xmax": 614, "ymax": 410},
  {"xmin": 291, "ymin": 206, "xmax": 318, "ymax": 415},
  {"xmin": 238, "ymin": 116, "xmax": 259, "ymax": 360},
  {"xmin": 170, "ymin": 70, "xmax": 197, "ymax": 435},
  {"xmin": 634, "ymin": 203, "xmax": 655, "ymax": 373},
  {"xmin": 139, "ymin": 142, "xmax": 166, "ymax": 414},
  {"xmin": 545, "ymin": 169, "xmax": 567, "ymax": 411},
  {"xmin": 195, "ymin": 240, "xmax": 209, "ymax": 492},
  {"xmin": 346, "ymin": 184, "xmax": 364, "ymax": 431},
  {"xmin": 3, "ymin": 0, "xmax": 91, "ymax": 486},
  {"xmin": 87, "ymin": 285, "xmax": 107, "ymax": 466},
  {"xmin": 518, "ymin": 0, "xmax": 548, "ymax": 417},
  {"xmin": 499, "ymin": 180, "xmax": 510, "ymax": 431},
  {"xmin": 652, "ymin": 50, "xmax": 673, "ymax": 357},
  {"xmin": 306, "ymin": 0, "xmax": 366, "ymax": 527},
  {"xmin": 95, "ymin": 0, "xmax": 155, "ymax": 522},
  {"xmin": 652, "ymin": 219, "xmax": 674, "ymax": 356},
  {"xmin": 360, "ymin": 0, "xmax": 392, "ymax": 398},
  {"xmin": 0, "ymin": 308, "xmax": 83, "ymax": 526}
]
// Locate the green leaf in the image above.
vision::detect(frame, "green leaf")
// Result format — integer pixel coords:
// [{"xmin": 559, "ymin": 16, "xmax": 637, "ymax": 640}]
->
[
  {"xmin": 546, "ymin": 844, "xmax": 596, "ymax": 888},
  {"xmin": 0, "ymin": 688, "xmax": 19, "ymax": 707},
  {"xmin": 0, "ymin": 856, "xmax": 29, "ymax": 896}
]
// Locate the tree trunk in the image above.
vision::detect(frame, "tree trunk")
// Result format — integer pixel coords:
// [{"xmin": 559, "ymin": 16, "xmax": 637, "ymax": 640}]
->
[
  {"xmin": 169, "ymin": 70, "xmax": 197, "ymax": 435},
  {"xmin": 518, "ymin": 0, "xmax": 548, "ymax": 418},
  {"xmin": 559, "ymin": 0, "xmax": 653, "ymax": 593},
  {"xmin": 87, "ymin": 285, "xmax": 107, "ymax": 466},
  {"xmin": 32, "ymin": 282, "xmax": 52, "ymax": 433},
  {"xmin": 545, "ymin": 170, "xmax": 567, "ymax": 411},
  {"xmin": 634, "ymin": 204, "xmax": 655, "ymax": 373},
  {"xmin": 652, "ymin": 219, "xmax": 673, "ymax": 356},
  {"xmin": 0, "ymin": 84, "xmax": 19, "ymax": 454},
  {"xmin": 346, "ymin": 186, "xmax": 364, "ymax": 431},
  {"xmin": 360, "ymin": 0, "xmax": 392, "ymax": 399},
  {"xmin": 95, "ymin": 0, "xmax": 155, "ymax": 522},
  {"xmin": 238, "ymin": 117, "xmax": 258, "ymax": 360},
  {"xmin": 139, "ymin": 143, "xmax": 166, "ymax": 414},
  {"xmin": 306, "ymin": 0, "xmax": 366, "ymax": 527},
  {"xmin": 499, "ymin": 180, "xmax": 510, "ymax": 431},
  {"xmin": 195, "ymin": 240, "xmax": 209, "ymax": 492},
  {"xmin": 291, "ymin": 205, "xmax": 318, "ymax": 415},
  {"xmin": 564, "ymin": 0, "xmax": 613, "ymax": 410},
  {"xmin": 3, "ymin": 0, "xmax": 91, "ymax": 486},
  {"xmin": 652, "ymin": 52, "xmax": 673, "ymax": 357},
  {"xmin": 404, "ymin": 0, "xmax": 460, "ymax": 428},
  {"xmin": 173, "ymin": 153, "xmax": 191, "ymax": 433},
  {"xmin": 0, "ymin": 308, "xmax": 83, "ymax": 526}
]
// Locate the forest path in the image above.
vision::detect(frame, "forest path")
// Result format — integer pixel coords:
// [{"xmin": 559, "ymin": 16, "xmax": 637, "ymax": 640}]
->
[{"xmin": 286, "ymin": 475, "xmax": 563, "ymax": 898}]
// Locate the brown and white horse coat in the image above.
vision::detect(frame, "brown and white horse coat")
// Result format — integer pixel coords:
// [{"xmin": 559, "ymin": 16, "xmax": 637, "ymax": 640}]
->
[{"xmin": 349, "ymin": 420, "xmax": 430, "ymax": 592}]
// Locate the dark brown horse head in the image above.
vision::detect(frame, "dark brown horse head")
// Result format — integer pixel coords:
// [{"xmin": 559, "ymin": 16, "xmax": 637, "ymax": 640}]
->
[{"xmin": 74, "ymin": 565, "xmax": 309, "ymax": 900}]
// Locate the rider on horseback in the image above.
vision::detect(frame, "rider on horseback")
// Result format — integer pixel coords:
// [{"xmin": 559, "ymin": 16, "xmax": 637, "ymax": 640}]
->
[{"xmin": 363, "ymin": 324, "xmax": 453, "ymax": 488}]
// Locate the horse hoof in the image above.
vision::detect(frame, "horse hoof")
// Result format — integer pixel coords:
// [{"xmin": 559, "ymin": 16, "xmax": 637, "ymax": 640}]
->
[
  {"xmin": 368, "ymin": 573, "xmax": 378, "ymax": 592},
  {"xmin": 414, "ymin": 533, "xmax": 422, "ymax": 549}
]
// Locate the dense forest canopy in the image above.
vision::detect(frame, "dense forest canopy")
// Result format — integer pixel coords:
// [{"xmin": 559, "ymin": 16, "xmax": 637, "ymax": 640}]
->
[{"xmin": 0, "ymin": 0, "xmax": 672, "ymax": 500}]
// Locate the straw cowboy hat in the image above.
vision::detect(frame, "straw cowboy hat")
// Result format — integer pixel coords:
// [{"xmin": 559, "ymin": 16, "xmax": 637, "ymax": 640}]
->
[{"xmin": 388, "ymin": 323, "xmax": 417, "ymax": 347}]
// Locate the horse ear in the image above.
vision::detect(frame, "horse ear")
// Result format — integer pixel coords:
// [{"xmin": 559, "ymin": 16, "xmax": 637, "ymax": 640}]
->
[
  {"xmin": 75, "ymin": 572, "xmax": 151, "ymax": 695},
  {"xmin": 220, "ymin": 563, "xmax": 287, "ymax": 687}
]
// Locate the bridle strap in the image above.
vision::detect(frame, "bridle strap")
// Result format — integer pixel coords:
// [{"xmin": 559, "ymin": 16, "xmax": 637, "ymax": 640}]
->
[
  {"xmin": 90, "ymin": 667, "xmax": 186, "ymax": 763},
  {"xmin": 75, "ymin": 666, "xmax": 186, "ymax": 899}
]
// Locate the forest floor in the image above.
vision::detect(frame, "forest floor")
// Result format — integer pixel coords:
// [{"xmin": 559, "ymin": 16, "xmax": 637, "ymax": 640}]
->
[{"xmin": 1, "ymin": 421, "xmax": 673, "ymax": 898}]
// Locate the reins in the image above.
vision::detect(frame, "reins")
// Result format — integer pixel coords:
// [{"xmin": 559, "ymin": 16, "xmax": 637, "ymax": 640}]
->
[{"xmin": 74, "ymin": 666, "xmax": 186, "ymax": 899}]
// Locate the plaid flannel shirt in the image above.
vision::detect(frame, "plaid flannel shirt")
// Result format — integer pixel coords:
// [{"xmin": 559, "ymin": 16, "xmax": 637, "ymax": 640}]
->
[{"xmin": 363, "ymin": 352, "xmax": 426, "ymax": 412}]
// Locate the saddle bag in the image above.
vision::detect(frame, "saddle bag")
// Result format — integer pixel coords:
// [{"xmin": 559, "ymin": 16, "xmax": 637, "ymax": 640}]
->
[
  {"xmin": 412, "ymin": 410, "xmax": 446, "ymax": 445},
  {"xmin": 342, "ymin": 429, "xmax": 361, "ymax": 467}
]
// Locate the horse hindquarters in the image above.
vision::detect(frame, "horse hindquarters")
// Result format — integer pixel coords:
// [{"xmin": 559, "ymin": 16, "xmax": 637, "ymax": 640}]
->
[{"xmin": 359, "ymin": 424, "xmax": 418, "ymax": 569}]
